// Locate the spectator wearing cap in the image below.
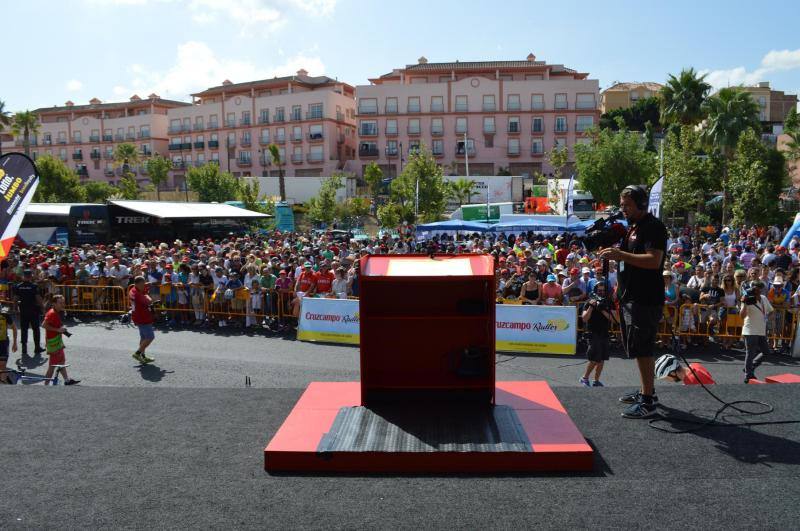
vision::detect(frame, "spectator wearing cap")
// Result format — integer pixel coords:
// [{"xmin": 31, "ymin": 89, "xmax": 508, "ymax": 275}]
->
[
  {"xmin": 534, "ymin": 259, "xmax": 550, "ymax": 283},
  {"xmin": 562, "ymin": 267, "xmax": 587, "ymax": 305},
  {"xmin": 539, "ymin": 274, "xmax": 563, "ymax": 306},
  {"xmin": 315, "ymin": 263, "xmax": 335, "ymax": 297},
  {"xmin": 290, "ymin": 262, "xmax": 317, "ymax": 321}
]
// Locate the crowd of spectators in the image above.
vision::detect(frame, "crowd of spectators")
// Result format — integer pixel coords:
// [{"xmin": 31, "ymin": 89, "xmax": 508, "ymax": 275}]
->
[{"xmin": 0, "ymin": 222, "xmax": 796, "ymax": 345}]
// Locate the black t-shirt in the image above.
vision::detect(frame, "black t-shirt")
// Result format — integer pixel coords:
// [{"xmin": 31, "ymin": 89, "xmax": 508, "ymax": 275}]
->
[
  {"xmin": 15, "ymin": 281, "xmax": 40, "ymax": 313},
  {"xmin": 700, "ymin": 285, "xmax": 724, "ymax": 305},
  {"xmin": 587, "ymin": 306, "xmax": 610, "ymax": 336},
  {"xmin": 618, "ymin": 213, "xmax": 668, "ymax": 305}
]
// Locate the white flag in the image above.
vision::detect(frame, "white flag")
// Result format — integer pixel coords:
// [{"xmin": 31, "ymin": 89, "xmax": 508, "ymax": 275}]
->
[
  {"xmin": 648, "ymin": 176, "xmax": 664, "ymax": 218},
  {"xmin": 566, "ymin": 174, "xmax": 575, "ymax": 217}
]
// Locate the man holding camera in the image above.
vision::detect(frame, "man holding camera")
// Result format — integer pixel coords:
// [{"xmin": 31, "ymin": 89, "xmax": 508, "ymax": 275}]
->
[
  {"xmin": 599, "ymin": 185, "xmax": 668, "ymax": 419},
  {"xmin": 579, "ymin": 282, "xmax": 616, "ymax": 387},
  {"xmin": 739, "ymin": 280, "xmax": 772, "ymax": 382},
  {"xmin": 129, "ymin": 276, "xmax": 156, "ymax": 365}
]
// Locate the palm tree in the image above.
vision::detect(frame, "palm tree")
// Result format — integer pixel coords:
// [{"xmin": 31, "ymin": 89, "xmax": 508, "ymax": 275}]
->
[
  {"xmin": 11, "ymin": 110, "xmax": 40, "ymax": 157},
  {"xmin": 700, "ymin": 87, "xmax": 761, "ymax": 224},
  {"xmin": 447, "ymin": 177, "xmax": 477, "ymax": 205},
  {"xmin": 660, "ymin": 68, "xmax": 712, "ymax": 126},
  {"xmin": 113, "ymin": 142, "xmax": 141, "ymax": 180},
  {"xmin": 267, "ymin": 143, "xmax": 286, "ymax": 201},
  {"xmin": 0, "ymin": 100, "xmax": 11, "ymax": 157}
]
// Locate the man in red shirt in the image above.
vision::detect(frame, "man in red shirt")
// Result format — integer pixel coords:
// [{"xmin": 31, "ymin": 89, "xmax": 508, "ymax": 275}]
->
[
  {"xmin": 655, "ymin": 354, "xmax": 715, "ymax": 385},
  {"xmin": 42, "ymin": 295, "xmax": 79, "ymax": 385},
  {"xmin": 129, "ymin": 276, "xmax": 156, "ymax": 364},
  {"xmin": 314, "ymin": 263, "xmax": 335, "ymax": 296},
  {"xmin": 290, "ymin": 262, "xmax": 317, "ymax": 319}
]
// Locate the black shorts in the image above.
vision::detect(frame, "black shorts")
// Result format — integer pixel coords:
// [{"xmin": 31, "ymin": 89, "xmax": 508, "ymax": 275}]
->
[
  {"xmin": 620, "ymin": 302, "xmax": 663, "ymax": 358},
  {"xmin": 0, "ymin": 340, "xmax": 8, "ymax": 362},
  {"xmin": 586, "ymin": 333, "xmax": 610, "ymax": 362}
]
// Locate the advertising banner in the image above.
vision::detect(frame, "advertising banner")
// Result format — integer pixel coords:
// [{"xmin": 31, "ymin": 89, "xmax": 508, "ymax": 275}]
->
[
  {"xmin": 297, "ymin": 297, "xmax": 360, "ymax": 345},
  {"xmin": 0, "ymin": 153, "xmax": 39, "ymax": 259},
  {"xmin": 495, "ymin": 305, "xmax": 577, "ymax": 355},
  {"xmin": 298, "ymin": 298, "xmax": 577, "ymax": 355}
]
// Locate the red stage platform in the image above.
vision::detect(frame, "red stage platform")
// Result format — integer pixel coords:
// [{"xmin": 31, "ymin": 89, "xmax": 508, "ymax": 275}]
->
[
  {"xmin": 765, "ymin": 373, "xmax": 800, "ymax": 384},
  {"xmin": 264, "ymin": 381, "xmax": 593, "ymax": 473}
]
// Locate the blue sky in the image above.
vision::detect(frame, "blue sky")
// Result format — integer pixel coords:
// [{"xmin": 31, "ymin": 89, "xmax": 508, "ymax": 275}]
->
[{"xmin": 3, "ymin": 0, "xmax": 800, "ymax": 112}]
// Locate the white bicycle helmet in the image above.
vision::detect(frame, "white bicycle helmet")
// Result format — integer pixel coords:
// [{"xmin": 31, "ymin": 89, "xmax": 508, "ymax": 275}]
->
[{"xmin": 655, "ymin": 354, "xmax": 681, "ymax": 379}]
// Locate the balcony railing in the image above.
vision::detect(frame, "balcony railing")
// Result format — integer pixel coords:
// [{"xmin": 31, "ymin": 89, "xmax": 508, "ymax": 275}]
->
[
  {"xmin": 290, "ymin": 154, "xmax": 303, "ymax": 163},
  {"xmin": 169, "ymin": 126, "xmax": 183, "ymax": 134},
  {"xmin": 455, "ymin": 146, "xmax": 476, "ymax": 156},
  {"xmin": 194, "ymin": 141, "xmax": 205, "ymax": 149},
  {"xmin": 407, "ymin": 127, "xmax": 421, "ymax": 136},
  {"xmin": 554, "ymin": 101, "xmax": 568, "ymax": 110},
  {"xmin": 90, "ymin": 152, "xmax": 101, "ymax": 159},
  {"xmin": 482, "ymin": 103, "xmax": 496, "ymax": 112},
  {"xmin": 431, "ymin": 127, "xmax": 444, "ymax": 136},
  {"xmin": 138, "ymin": 131, "xmax": 150, "ymax": 139},
  {"xmin": 385, "ymin": 147, "xmax": 398, "ymax": 158},
  {"xmin": 208, "ymin": 140, "xmax": 219, "ymax": 148},
  {"xmin": 169, "ymin": 144, "xmax": 182, "ymax": 151},
  {"xmin": 238, "ymin": 158, "xmax": 252, "ymax": 167},
  {"xmin": 508, "ymin": 123, "xmax": 520, "ymax": 134},
  {"xmin": 104, "ymin": 168, "xmax": 114, "ymax": 176},
  {"xmin": 193, "ymin": 123, "xmax": 205, "ymax": 131},
  {"xmin": 507, "ymin": 102, "xmax": 521, "ymax": 111},
  {"xmin": 225, "ymin": 119, "xmax": 236, "ymax": 128},
  {"xmin": 102, "ymin": 135, "xmax": 113, "ymax": 142},
  {"xmin": 172, "ymin": 161, "xmax": 187, "ymax": 169},
  {"xmin": 385, "ymin": 106, "xmax": 398, "ymax": 115},
  {"xmin": 194, "ymin": 161, "xmax": 206, "ymax": 167},
  {"xmin": 454, "ymin": 103, "xmax": 468, "ymax": 112},
  {"xmin": 290, "ymin": 134, "xmax": 303, "ymax": 143},
  {"xmin": 241, "ymin": 137, "xmax": 252, "ymax": 147},
  {"xmin": 274, "ymin": 115, "xmax": 285, "ymax": 123},
  {"xmin": 72, "ymin": 138, "xmax": 82, "ymax": 144},
  {"xmin": 307, "ymin": 153, "xmax": 324, "ymax": 163},
  {"xmin": 430, "ymin": 104, "xmax": 444, "ymax": 113},
  {"xmin": 455, "ymin": 127, "xmax": 468, "ymax": 134},
  {"xmin": 308, "ymin": 132, "xmax": 323, "ymax": 141},
  {"xmin": 358, "ymin": 106, "xmax": 377, "ymax": 115},
  {"xmin": 532, "ymin": 123, "xmax": 544, "ymax": 133},
  {"xmin": 359, "ymin": 146, "xmax": 379, "ymax": 157},
  {"xmin": 125, "ymin": 133, "xmax": 136, "ymax": 141},
  {"xmin": 306, "ymin": 111, "xmax": 323, "ymax": 120},
  {"xmin": 181, "ymin": 142, "xmax": 192, "ymax": 150},
  {"xmin": 259, "ymin": 136, "xmax": 271, "ymax": 145},
  {"xmin": 507, "ymin": 147, "xmax": 521, "ymax": 156},
  {"xmin": 531, "ymin": 145, "xmax": 544, "ymax": 155},
  {"xmin": 115, "ymin": 134, "xmax": 124, "ymax": 141},
  {"xmin": 259, "ymin": 157, "xmax": 271, "ymax": 166},
  {"xmin": 575, "ymin": 124, "xmax": 592, "ymax": 133},
  {"xmin": 72, "ymin": 153, "xmax": 83, "ymax": 160},
  {"xmin": 240, "ymin": 119, "xmax": 251, "ymax": 126},
  {"xmin": 483, "ymin": 125, "xmax": 496, "ymax": 134},
  {"xmin": 207, "ymin": 122, "xmax": 219, "ymax": 130},
  {"xmin": 226, "ymin": 139, "xmax": 236, "ymax": 147},
  {"xmin": 290, "ymin": 112, "xmax": 302, "ymax": 122},
  {"xmin": 141, "ymin": 150, "xmax": 152, "ymax": 157},
  {"xmin": 336, "ymin": 111, "xmax": 344, "ymax": 121},
  {"xmin": 360, "ymin": 127, "xmax": 378, "ymax": 137},
  {"xmin": 89, "ymin": 135, "xmax": 100, "ymax": 143},
  {"xmin": 76, "ymin": 167, "xmax": 89, "ymax": 176},
  {"xmin": 275, "ymin": 136, "xmax": 286, "ymax": 144},
  {"xmin": 407, "ymin": 104, "xmax": 421, "ymax": 113},
  {"xmin": 43, "ymin": 139, "xmax": 52, "ymax": 145},
  {"xmin": 575, "ymin": 101, "xmax": 597, "ymax": 110},
  {"xmin": 531, "ymin": 102, "xmax": 545, "ymax": 111},
  {"xmin": 57, "ymin": 139, "xmax": 67, "ymax": 145},
  {"xmin": 258, "ymin": 115, "xmax": 270, "ymax": 124},
  {"xmin": 555, "ymin": 125, "xmax": 568, "ymax": 133},
  {"xmin": 385, "ymin": 127, "xmax": 398, "ymax": 136},
  {"xmin": 432, "ymin": 147, "xmax": 444, "ymax": 157}
]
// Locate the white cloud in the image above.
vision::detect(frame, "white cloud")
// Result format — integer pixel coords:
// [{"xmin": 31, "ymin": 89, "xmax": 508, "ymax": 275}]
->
[
  {"xmin": 83, "ymin": 0, "xmax": 335, "ymax": 35},
  {"xmin": 65, "ymin": 79, "xmax": 83, "ymax": 92},
  {"xmin": 702, "ymin": 48, "xmax": 800, "ymax": 90},
  {"xmin": 108, "ymin": 41, "xmax": 325, "ymax": 101}
]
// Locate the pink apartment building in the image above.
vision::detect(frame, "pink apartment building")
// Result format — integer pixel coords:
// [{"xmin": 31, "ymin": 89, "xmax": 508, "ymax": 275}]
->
[
  {"xmin": 167, "ymin": 70, "xmax": 357, "ymax": 186},
  {"xmin": 355, "ymin": 54, "xmax": 600, "ymax": 177},
  {"xmin": 0, "ymin": 95, "xmax": 190, "ymax": 184}
]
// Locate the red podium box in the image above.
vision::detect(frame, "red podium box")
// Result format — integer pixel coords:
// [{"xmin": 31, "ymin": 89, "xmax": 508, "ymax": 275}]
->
[
  {"xmin": 765, "ymin": 373, "xmax": 800, "ymax": 384},
  {"xmin": 359, "ymin": 254, "xmax": 496, "ymax": 405}
]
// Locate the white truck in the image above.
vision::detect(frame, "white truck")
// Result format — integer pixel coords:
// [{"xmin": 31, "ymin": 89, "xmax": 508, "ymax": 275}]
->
[{"xmin": 546, "ymin": 178, "xmax": 596, "ymax": 221}]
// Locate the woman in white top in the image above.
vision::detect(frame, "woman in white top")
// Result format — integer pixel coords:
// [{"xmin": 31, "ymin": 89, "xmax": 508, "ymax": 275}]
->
[
  {"xmin": 331, "ymin": 267, "xmax": 349, "ymax": 298},
  {"xmin": 720, "ymin": 274, "xmax": 739, "ymax": 348}
]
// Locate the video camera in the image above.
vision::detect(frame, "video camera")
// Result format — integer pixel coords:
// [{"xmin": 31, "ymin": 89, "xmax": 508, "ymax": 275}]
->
[
  {"xmin": 742, "ymin": 282, "xmax": 763, "ymax": 305},
  {"xmin": 587, "ymin": 291, "xmax": 612, "ymax": 313},
  {"xmin": 582, "ymin": 210, "xmax": 626, "ymax": 251}
]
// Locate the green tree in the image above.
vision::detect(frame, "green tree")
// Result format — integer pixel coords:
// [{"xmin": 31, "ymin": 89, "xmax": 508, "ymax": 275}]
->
[
  {"xmin": 728, "ymin": 128, "xmax": 787, "ymax": 225},
  {"xmin": 363, "ymin": 161, "xmax": 384, "ymax": 209},
  {"xmin": 238, "ymin": 177, "xmax": 274, "ymax": 215},
  {"xmin": 389, "ymin": 145, "xmax": 447, "ymax": 222},
  {"xmin": 186, "ymin": 162, "xmax": 241, "ymax": 203},
  {"xmin": 113, "ymin": 142, "xmax": 140, "ymax": 177},
  {"xmin": 660, "ymin": 68, "xmax": 712, "ymax": 126},
  {"xmin": 547, "ymin": 144, "xmax": 569, "ymax": 179},
  {"xmin": 785, "ymin": 107, "xmax": 799, "ymax": 132},
  {"xmin": 116, "ymin": 174, "xmax": 141, "ymax": 200},
  {"xmin": 701, "ymin": 87, "xmax": 761, "ymax": 224},
  {"xmin": 574, "ymin": 125, "xmax": 658, "ymax": 205},
  {"xmin": 83, "ymin": 181, "xmax": 116, "ymax": 203},
  {"xmin": 600, "ymin": 97, "xmax": 662, "ymax": 131},
  {"xmin": 144, "ymin": 154, "xmax": 171, "ymax": 200},
  {"xmin": 0, "ymin": 100, "xmax": 11, "ymax": 157},
  {"xmin": 661, "ymin": 126, "xmax": 720, "ymax": 220},
  {"xmin": 447, "ymin": 177, "xmax": 477, "ymax": 205},
  {"xmin": 33, "ymin": 154, "xmax": 87, "ymax": 202},
  {"xmin": 376, "ymin": 201, "xmax": 402, "ymax": 228},
  {"xmin": 307, "ymin": 173, "xmax": 344, "ymax": 226},
  {"xmin": 11, "ymin": 110, "xmax": 40, "ymax": 157},
  {"xmin": 267, "ymin": 144, "xmax": 286, "ymax": 201}
]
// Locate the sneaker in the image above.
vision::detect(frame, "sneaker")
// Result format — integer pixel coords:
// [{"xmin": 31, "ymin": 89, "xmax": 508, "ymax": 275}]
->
[
  {"xmin": 592, "ymin": 380, "xmax": 604, "ymax": 387},
  {"xmin": 64, "ymin": 379, "xmax": 81, "ymax": 386},
  {"xmin": 618, "ymin": 390, "xmax": 659, "ymax": 404},
  {"xmin": 579, "ymin": 377, "xmax": 591, "ymax": 387},
  {"xmin": 132, "ymin": 352, "xmax": 145, "ymax": 364},
  {"xmin": 621, "ymin": 400, "xmax": 659, "ymax": 419},
  {"xmin": 141, "ymin": 354, "xmax": 155, "ymax": 364}
]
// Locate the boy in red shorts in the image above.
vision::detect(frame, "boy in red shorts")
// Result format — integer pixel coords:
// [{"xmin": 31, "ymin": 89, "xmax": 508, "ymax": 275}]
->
[{"xmin": 42, "ymin": 295, "xmax": 79, "ymax": 385}]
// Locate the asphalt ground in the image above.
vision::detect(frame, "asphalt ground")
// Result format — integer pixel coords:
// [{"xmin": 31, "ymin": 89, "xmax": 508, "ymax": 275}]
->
[{"xmin": 1, "ymin": 320, "xmax": 799, "ymax": 529}]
